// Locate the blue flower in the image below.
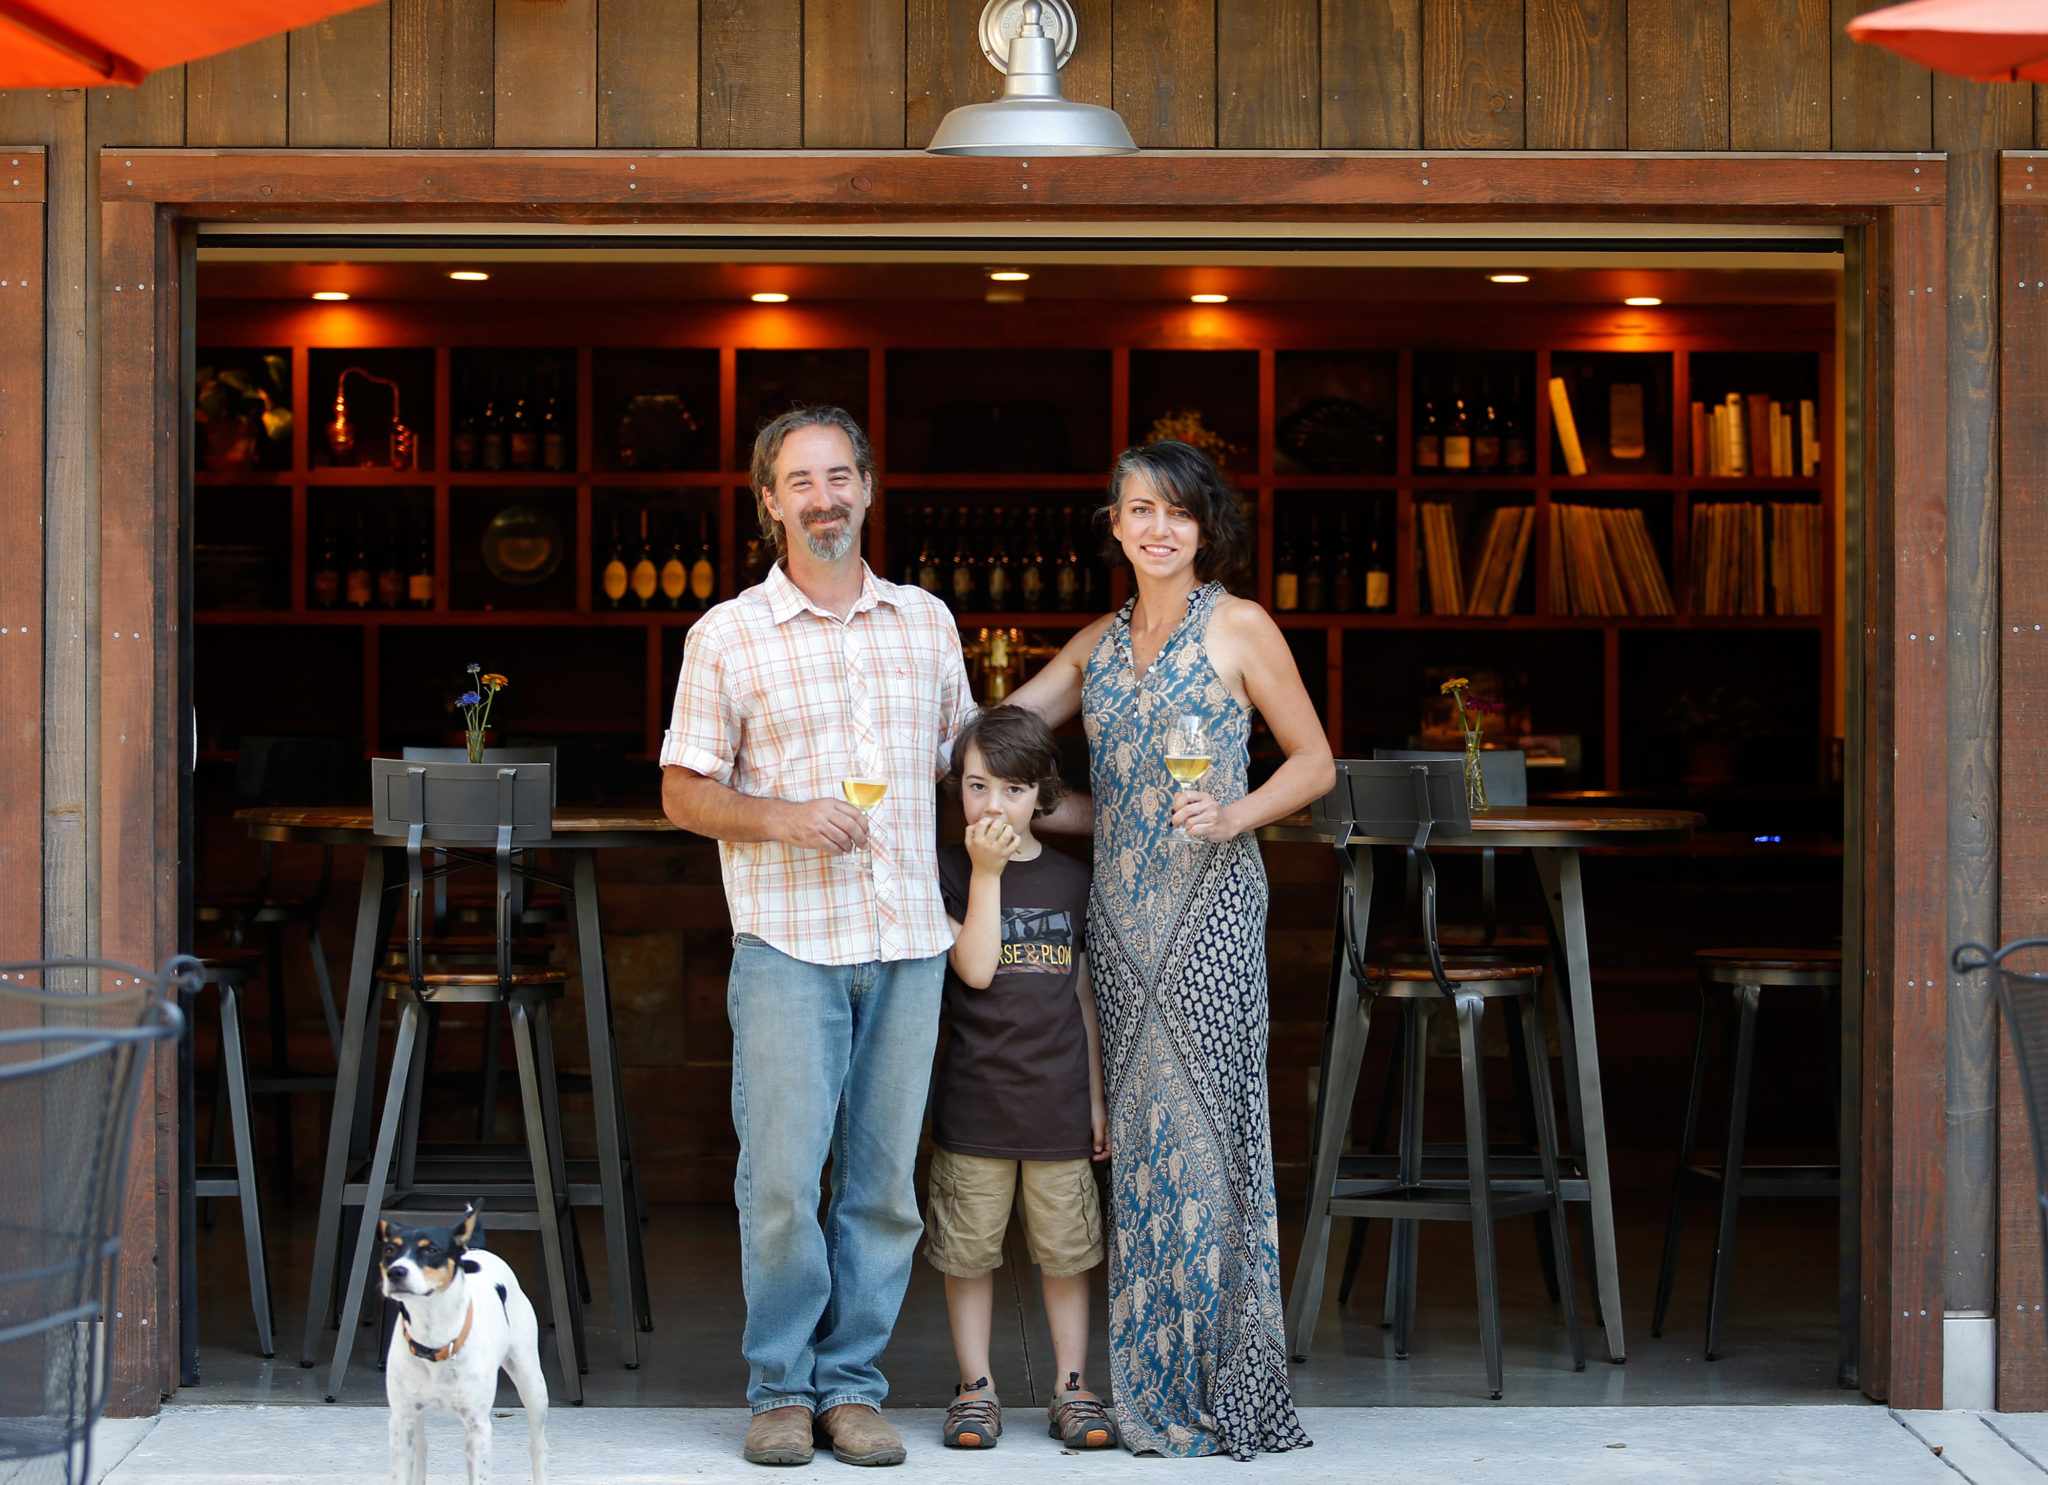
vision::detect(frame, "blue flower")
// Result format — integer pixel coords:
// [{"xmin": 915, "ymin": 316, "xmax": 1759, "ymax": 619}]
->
[
  {"xmin": 466, "ymin": 661, "xmax": 482, "ymax": 675},
  {"xmin": 457, "ymin": 690, "xmax": 482, "ymax": 707}
]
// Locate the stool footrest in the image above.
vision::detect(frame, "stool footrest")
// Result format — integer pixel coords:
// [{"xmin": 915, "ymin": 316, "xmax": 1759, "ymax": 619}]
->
[
  {"xmin": 1330, "ymin": 1185, "xmax": 1560, "ymax": 1223},
  {"xmin": 1686, "ymin": 1162, "xmax": 1841, "ymax": 1199}
]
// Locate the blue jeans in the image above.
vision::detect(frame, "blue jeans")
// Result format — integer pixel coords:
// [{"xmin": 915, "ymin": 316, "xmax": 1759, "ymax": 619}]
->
[{"xmin": 728, "ymin": 935, "xmax": 945, "ymax": 1414}]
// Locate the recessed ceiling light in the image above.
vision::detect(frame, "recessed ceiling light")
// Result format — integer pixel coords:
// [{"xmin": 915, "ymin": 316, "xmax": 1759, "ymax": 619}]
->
[
  {"xmin": 1489, "ymin": 273, "xmax": 1530, "ymax": 284},
  {"xmin": 1190, "ymin": 293, "xmax": 1229, "ymax": 304},
  {"xmin": 987, "ymin": 269, "xmax": 1030, "ymax": 282},
  {"xmin": 448, "ymin": 270, "xmax": 489, "ymax": 282},
  {"xmin": 311, "ymin": 291, "xmax": 350, "ymax": 301},
  {"xmin": 1624, "ymin": 296, "xmax": 1662, "ymax": 307},
  {"xmin": 751, "ymin": 292, "xmax": 790, "ymax": 304}
]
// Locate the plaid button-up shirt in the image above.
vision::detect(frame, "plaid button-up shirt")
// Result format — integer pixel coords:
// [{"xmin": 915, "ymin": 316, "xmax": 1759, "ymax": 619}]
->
[{"xmin": 661, "ymin": 560, "xmax": 974, "ymax": 966}]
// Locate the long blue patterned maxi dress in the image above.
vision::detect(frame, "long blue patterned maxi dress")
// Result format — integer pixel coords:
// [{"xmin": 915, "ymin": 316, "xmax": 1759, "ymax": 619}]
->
[{"xmin": 1082, "ymin": 581, "xmax": 1312, "ymax": 1460}]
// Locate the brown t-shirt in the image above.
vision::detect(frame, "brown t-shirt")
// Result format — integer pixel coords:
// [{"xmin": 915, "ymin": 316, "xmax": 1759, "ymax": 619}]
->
[{"xmin": 932, "ymin": 843, "xmax": 1094, "ymax": 1161}]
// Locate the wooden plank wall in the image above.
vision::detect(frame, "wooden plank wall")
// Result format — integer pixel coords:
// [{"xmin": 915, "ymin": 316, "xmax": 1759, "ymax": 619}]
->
[
  {"xmin": 0, "ymin": 0, "xmax": 2030, "ymax": 1418},
  {"xmin": 0, "ymin": 0, "xmax": 2034, "ymax": 151},
  {"xmin": 0, "ymin": 152, "xmax": 42, "ymax": 967}
]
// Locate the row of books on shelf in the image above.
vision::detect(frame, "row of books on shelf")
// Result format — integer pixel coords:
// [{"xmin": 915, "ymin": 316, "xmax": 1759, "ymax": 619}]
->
[
  {"xmin": 1690, "ymin": 502, "xmax": 1825, "ymax": 616},
  {"xmin": 1419, "ymin": 503, "xmax": 1535, "ymax": 616},
  {"xmin": 1548, "ymin": 504, "xmax": 1674, "ymax": 616},
  {"xmin": 1691, "ymin": 394, "xmax": 1820, "ymax": 478},
  {"xmin": 1416, "ymin": 499, "xmax": 1823, "ymax": 618}
]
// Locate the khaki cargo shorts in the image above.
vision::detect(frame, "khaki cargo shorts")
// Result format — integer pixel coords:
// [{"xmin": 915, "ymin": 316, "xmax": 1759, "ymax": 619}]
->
[{"xmin": 924, "ymin": 1145, "xmax": 1104, "ymax": 1280}]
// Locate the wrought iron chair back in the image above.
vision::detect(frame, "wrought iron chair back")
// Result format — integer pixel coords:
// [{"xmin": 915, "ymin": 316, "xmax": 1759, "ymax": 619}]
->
[
  {"xmin": 1314, "ymin": 757, "xmax": 1470, "ymax": 998},
  {"xmin": 0, "ymin": 957, "xmax": 189, "ymax": 1485}
]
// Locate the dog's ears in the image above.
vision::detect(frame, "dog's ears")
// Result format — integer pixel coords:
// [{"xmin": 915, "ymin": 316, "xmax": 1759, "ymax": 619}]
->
[
  {"xmin": 377, "ymin": 1219, "xmax": 391, "ymax": 1242},
  {"xmin": 453, "ymin": 1203, "xmax": 480, "ymax": 1249},
  {"xmin": 459, "ymin": 1257, "xmax": 483, "ymax": 1273}
]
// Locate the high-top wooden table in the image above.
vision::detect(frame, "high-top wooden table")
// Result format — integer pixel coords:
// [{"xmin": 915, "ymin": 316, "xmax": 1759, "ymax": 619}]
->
[
  {"xmin": 1263, "ymin": 804, "xmax": 1702, "ymax": 1367},
  {"xmin": 237, "ymin": 803, "xmax": 681, "ymax": 1377}
]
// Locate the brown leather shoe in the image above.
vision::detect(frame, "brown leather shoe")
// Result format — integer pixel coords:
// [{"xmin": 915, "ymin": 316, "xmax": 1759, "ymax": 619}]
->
[
  {"xmin": 744, "ymin": 1405, "xmax": 816, "ymax": 1466},
  {"xmin": 814, "ymin": 1404, "xmax": 907, "ymax": 1466}
]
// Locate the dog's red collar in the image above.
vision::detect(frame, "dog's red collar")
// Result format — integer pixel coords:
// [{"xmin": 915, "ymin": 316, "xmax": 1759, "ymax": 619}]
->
[{"xmin": 401, "ymin": 1301, "xmax": 473, "ymax": 1363}]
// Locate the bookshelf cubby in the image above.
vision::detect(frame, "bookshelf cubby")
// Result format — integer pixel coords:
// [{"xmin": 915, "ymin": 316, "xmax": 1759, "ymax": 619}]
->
[{"xmin": 193, "ymin": 294, "xmax": 1835, "ymax": 792}]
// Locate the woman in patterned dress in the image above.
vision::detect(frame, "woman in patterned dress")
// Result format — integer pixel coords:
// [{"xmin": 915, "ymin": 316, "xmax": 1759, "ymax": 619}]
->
[{"xmin": 1010, "ymin": 440, "xmax": 1334, "ymax": 1459}]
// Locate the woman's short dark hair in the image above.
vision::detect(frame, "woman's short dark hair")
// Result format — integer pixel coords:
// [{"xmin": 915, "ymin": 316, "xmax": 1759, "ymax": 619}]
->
[
  {"xmin": 948, "ymin": 705, "xmax": 1067, "ymax": 817},
  {"xmin": 1094, "ymin": 440, "xmax": 1253, "ymax": 585},
  {"xmin": 749, "ymin": 405, "xmax": 876, "ymax": 557}
]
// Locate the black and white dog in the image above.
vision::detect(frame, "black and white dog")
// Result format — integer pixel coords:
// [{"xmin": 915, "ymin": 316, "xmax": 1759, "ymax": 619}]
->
[{"xmin": 378, "ymin": 1206, "xmax": 549, "ymax": 1485}]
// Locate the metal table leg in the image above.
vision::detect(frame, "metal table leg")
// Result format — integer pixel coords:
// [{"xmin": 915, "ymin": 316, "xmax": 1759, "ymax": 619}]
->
[
  {"xmin": 1533, "ymin": 846, "xmax": 1627, "ymax": 1363},
  {"xmin": 570, "ymin": 849, "xmax": 639, "ymax": 1368},
  {"xmin": 300, "ymin": 845, "xmax": 398, "ymax": 1368},
  {"xmin": 1284, "ymin": 843, "xmax": 1374, "ymax": 1360}
]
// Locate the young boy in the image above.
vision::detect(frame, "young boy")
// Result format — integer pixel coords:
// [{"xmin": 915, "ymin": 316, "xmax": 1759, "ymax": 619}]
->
[{"xmin": 926, "ymin": 705, "xmax": 1115, "ymax": 1452}]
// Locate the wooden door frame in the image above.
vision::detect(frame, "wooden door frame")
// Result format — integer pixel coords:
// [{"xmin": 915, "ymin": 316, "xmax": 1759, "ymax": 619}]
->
[{"xmin": 93, "ymin": 148, "xmax": 1945, "ymax": 1407}]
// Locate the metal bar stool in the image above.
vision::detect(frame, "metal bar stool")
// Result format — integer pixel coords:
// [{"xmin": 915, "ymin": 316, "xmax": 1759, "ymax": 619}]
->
[
  {"xmin": 323, "ymin": 760, "xmax": 583, "ymax": 1403},
  {"xmin": 1285, "ymin": 758, "xmax": 1585, "ymax": 1398},
  {"xmin": 1651, "ymin": 946, "xmax": 1843, "ymax": 1360},
  {"xmin": 185, "ymin": 951, "xmax": 276, "ymax": 1361}
]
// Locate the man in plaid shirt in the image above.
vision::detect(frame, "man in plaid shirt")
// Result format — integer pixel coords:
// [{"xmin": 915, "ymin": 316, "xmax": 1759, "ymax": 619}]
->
[{"xmin": 661, "ymin": 405, "xmax": 970, "ymax": 1468}]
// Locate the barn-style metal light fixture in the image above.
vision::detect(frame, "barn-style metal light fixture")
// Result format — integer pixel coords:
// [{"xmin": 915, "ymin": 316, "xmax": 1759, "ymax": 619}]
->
[{"xmin": 926, "ymin": 0, "xmax": 1136, "ymax": 157}]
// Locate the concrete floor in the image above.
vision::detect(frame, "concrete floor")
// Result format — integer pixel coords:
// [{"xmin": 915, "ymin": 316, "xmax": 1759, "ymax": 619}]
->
[
  {"xmin": 184, "ymin": 1191, "xmax": 1853, "ymax": 1410},
  {"xmin": 91, "ymin": 1404, "xmax": 2048, "ymax": 1483}
]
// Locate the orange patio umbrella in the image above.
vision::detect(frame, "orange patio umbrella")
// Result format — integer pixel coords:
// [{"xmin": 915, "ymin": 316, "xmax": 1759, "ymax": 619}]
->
[
  {"xmin": 1846, "ymin": 0, "xmax": 2048, "ymax": 82},
  {"xmin": 0, "ymin": 0, "xmax": 381, "ymax": 89}
]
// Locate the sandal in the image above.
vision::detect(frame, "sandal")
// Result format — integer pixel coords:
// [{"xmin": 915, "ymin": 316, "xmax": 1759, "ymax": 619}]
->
[
  {"xmin": 944, "ymin": 1378, "xmax": 1002, "ymax": 1449},
  {"xmin": 1048, "ymin": 1373, "xmax": 1118, "ymax": 1450}
]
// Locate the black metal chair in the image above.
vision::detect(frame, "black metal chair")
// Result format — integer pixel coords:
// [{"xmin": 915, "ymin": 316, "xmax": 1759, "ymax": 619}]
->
[
  {"xmin": 1336, "ymin": 749, "xmax": 1550, "ymax": 1310},
  {"xmin": 196, "ymin": 736, "xmax": 355, "ymax": 1181},
  {"xmin": 0, "ymin": 957, "xmax": 187, "ymax": 1485},
  {"xmin": 1284, "ymin": 759, "xmax": 1584, "ymax": 1398},
  {"xmin": 184, "ymin": 950, "xmax": 275, "ymax": 1361},
  {"xmin": 1650, "ymin": 947, "xmax": 1843, "ymax": 1359},
  {"xmin": 323, "ymin": 760, "xmax": 583, "ymax": 1403}
]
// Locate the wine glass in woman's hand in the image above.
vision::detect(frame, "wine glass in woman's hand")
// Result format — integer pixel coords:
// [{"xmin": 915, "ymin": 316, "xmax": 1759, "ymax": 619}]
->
[{"xmin": 1164, "ymin": 712, "xmax": 1213, "ymax": 844}]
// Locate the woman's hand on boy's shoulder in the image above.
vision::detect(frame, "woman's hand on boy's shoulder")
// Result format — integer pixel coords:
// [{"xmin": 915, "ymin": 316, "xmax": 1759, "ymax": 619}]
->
[{"xmin": 963, "ymin": 815, "xmax": 1024, "ymax": 875}]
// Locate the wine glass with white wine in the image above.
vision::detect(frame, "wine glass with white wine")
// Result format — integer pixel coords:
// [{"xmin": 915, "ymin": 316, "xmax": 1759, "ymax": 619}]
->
[
  {"xmin": 840, "ymin": 748, "xmax": 888, "ymax": 872},
  {"xmin": 1164, "ymin": 712, "xmax": 1213, "ymax": 844}
]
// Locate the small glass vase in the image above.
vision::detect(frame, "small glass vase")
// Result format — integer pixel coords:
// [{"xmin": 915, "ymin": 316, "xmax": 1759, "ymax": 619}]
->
[
  {"xmin": 466, "ymin": 730, "xmax": 486, "ymax": 764},
  {"xmin": 1463, "ymin": 729, "xmax": 1490, "ymax": 813}
]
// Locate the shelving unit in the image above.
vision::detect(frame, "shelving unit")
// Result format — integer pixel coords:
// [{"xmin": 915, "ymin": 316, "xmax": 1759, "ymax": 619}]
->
[{"xmin": 193, "ymin": 295, "xmax": 1835, "ymax": 792}]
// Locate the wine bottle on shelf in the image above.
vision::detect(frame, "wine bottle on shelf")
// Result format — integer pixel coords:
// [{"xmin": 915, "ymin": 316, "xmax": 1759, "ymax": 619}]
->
[
  {"xmin": 408, "ymin": 511, "xmax": 435, "ymax": 610},
  {"xmin": 741, "ymin": 534, "xmax": 770, "ymax": 589},
  {"xmin": 690, "ymin": 512, "xmax": 717, "ymax": 608},
  {"xmin": 1473, "ymin": 376, "xmax": 1501, "ymax": 472},
  {"xmin": 451, "ymin": 375, "xmax": 478, "ymax": 472},
  {"xmin": 601, "ymin": 515, "xmax": 629, "ymax": 608},
  {"xmin": 985, "ymin": 506, "xmax": 1012, "ymax": 612},
  {"xmin": 480, "ymin": 380, "xmax": 506, "ymax": 472},
  {"xmin": 1442, "ymin": 377, "xmax": 1473, "ymax": 470},
  {"xmin": 541, "ymin": 377, "xmax": 568, "ymax": 472},
  {"xmin": 1274, "ymin": 517, "xmax": 1301, "ymax": 612},
  {"xmin": 1302, "ymin": 513, "xmax": 1327, "ymax": 613},
  {"xmin": 950, "ymin": 508, "xmax": 977, "ymax": 613},
  {"xmin": 1502, "ymin": 374, "xmax": 1532, "ymax": 474},
  {"xmin": 1363, "ymin": 518, "xmax": 1392, "ymax": 612},
  {"xmin": 916, "ymin": 508, "xmax": 942, "ymax": 597},
  {"xmin": 1333, "ymin": 513, "xmax": 1355, "ymax": 613},
  {"xmin": 1056, "ymin": 509, "xmax": 1082, "ymax": 612},
  {"xmin": 345, "ymin": 511, "xmax": 374, "ymax": 610},
  {"xmin": 311, "ymin": 512, "xmax": 341, "ymax": 609},
  {"xmin": 630, "ymin": 508, "xmax": 659, "ymax": 608},
  {"xmin": 376, "ymin": 508, "xmax": 407, "ymax": 609},
  {"xmin": 660, "ymin": 516, "xmax": 689, "ymax": 608},
  {"xmin": 509, "ymin": 376, "xmax": 539, "ymax": 471},
  {"xmin": 1414, "ymin": 380, "xmax": 1441, "ymax": 470},
  {"xmin": 1020, "ymin": 507, "xmax": 1047, "ymax": 612}
]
